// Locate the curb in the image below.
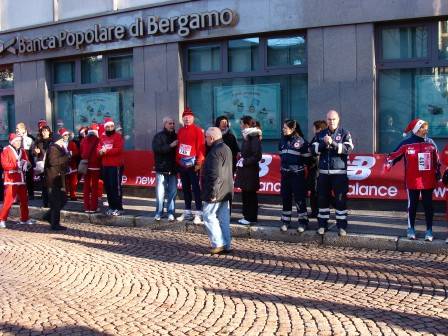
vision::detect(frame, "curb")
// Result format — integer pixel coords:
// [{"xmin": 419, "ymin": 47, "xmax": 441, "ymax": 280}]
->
[{"xmin": 11, "ymin": 205, "xmax": 448, "ymax": 255}]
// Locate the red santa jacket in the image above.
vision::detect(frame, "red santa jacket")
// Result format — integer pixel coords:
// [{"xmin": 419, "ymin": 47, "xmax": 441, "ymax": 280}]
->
[
  {"xmin": 176, "ymin": 124, "xmax": 205, "ymax": 168},
  {"xmin": 1, "ymin": 145, "xmax": 30, "ymax": 185},
  {"xmin": 387, "ymin": 134, "xmax": 440, "ymax": 190},
  {"xmin": 97, "ymin": 132, "xmax": 124, "ymax": 167},
  {"xmin": 67, "ymin": 140, "xmax": 79, "ymax": 174},
  {"xmin": 81, "ymin": 135, "xmax": 101, "ymax": 170}
]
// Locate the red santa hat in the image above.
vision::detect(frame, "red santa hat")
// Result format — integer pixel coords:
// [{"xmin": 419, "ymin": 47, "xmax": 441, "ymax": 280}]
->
[
  {"xmin": 403, "ymin": 118, "xmax": 426, "ymax": 136},
  {"xmin": 103, "ymin": 117, "xmax": 115, "ymax": 127},
  {"xmin": 88, "ymin": 123, "xmax": 100, "ymax": 135},
  {"xmin": 9, "ymin": 133, "xmax": 22, "ymax": 144},
  {"xmin": 58, "ymin": 128, "xmax": 69, "ymax": 137},
  {"xmin": 38, "ymin": 119, "xmax": 48, "ymax": 129},
  {"xmin": 182, "ymin": 107, "xmax": 194, "ymax": 118}
]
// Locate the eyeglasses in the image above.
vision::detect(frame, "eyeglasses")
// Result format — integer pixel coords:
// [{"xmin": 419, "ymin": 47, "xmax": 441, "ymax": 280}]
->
[{"xmin": 167, "ymin": 122, "xmax": 175, "ymax": 125}]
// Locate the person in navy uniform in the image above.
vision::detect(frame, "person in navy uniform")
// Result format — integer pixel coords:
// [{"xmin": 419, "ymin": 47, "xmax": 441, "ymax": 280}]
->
[
  {"xmin": 279, "ymin": 119, "xmax": 311, "ymax": 233},
  {"xmin": 311, "ymin": 110, "xmax": 354, "ymax": 236}
]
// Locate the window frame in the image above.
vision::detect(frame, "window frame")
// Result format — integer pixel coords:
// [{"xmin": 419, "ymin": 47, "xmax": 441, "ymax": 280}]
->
[
  {"xmin": 376, "ymin": 20, "xmax": 448, "ymax": 70},
  {"xmin": 376, "ymin": 19, "xmax": 448, "ymax": 153},
  {"xmin": 51, "ymin": 51, "xmax": 133, "ymax": 92},
  {"xmin": 183, "ymin": 32, "xmax": 308, "ymax": 81}
]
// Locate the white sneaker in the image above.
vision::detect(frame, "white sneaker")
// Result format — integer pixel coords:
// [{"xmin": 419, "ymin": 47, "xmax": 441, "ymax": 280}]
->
[
  {"xmin": 168, "ymin": 214, "xmax": 175, "ymax": 222},
  {"xmin": 297, "ymin": 225, "xmax": 305, "ymax": 233},
  {"xmin": 0, "ymin": 221, "xmax": 6, "ymax": 228},
  {"xmin": 280, "ymin": 224, "xmax": 288, "ymax": 232},
  {"xmin": 18, "ymin": 219, "xmax": 35, "ymax": 225},
  {"xmin": 103, "ymin": 201, "xmax": 109, "ymax": 207},
  {"xmin": 154, "ymin": 214, "xmax": 161, "ymax": 221},
  {"xmin": 317, "ymin": 227, "xmax": 325, "ymax": 235},
  {"xmin": 111, "ymin": 210, "xmax": 123, "ymax": 217},
  {"xmin": 338, "ymin": 228, "xmax": 347, "ymax": 236},
  {"xmin": 238, "ymin": 218, "xmax": 251, "ymax": 225},
  {"xmin": 193, "ymin": 214, "xmax": 202, "ymax": 225},
  {"xmin": 177, "ymin": 211, "xmax": 192, "ymax": 222}
]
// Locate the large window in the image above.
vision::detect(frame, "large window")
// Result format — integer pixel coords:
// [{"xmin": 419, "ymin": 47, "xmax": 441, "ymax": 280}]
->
[
  {"xmin": 52, "ymin": 53, "xmax": 134, "ymax": 149},
  {"xmin": 377, "ymin": 20, "xmax": 448, "ymax": 153},
  {"xmin": 185, "ymin": 34, "xmax": 307, "ymax": 151},
  {"xmin": 0, "ymin": 65, "xmax": 14, "ymax": 142}
]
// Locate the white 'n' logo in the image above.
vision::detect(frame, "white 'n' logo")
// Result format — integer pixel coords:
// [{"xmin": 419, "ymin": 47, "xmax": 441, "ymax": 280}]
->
[{"xmin": 347, "ymin": 156, "xmax": 376, "ymax": 180}]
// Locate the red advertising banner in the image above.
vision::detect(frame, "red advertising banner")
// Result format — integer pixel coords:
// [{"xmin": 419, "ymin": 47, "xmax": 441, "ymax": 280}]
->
[{"xmin": 121, "ymin": 151, "xmax": 447, "ymax": 201}]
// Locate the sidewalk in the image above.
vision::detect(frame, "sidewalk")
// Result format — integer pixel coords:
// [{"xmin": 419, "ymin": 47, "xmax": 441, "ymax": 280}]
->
[{"xmin": 10, "ymin": 194, "xmax": 448, "ymax": 254}]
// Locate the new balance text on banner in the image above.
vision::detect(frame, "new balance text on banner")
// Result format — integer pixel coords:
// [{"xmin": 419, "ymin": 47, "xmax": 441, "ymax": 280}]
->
[{"xmin": 121, "ymin": 151, "xmax": 447, "ymax": 200}]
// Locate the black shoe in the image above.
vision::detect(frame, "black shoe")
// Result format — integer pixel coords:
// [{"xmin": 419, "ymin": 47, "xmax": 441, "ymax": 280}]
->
[{"xmin": 51, "ymin": 226, "xmax": 67, "ymax": 231}]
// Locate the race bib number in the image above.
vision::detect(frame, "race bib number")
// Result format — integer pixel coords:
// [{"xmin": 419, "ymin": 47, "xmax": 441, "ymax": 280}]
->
[
  {"xmin": 179, "ymin": 144, "xmax": 192, "ymax": 156},
  {"xmin": 104, "ymin": 144, "xmax": 113, "ymax": 150},
  {"xmin": 418, "ymin": 152, "xmax": 431, "ymax": 171}
]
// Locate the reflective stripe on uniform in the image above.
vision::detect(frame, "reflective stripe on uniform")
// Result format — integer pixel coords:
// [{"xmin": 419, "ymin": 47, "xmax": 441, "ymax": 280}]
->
[
  {"xmin": 319, "ymin": 169, "xmax": 347, "ymax": 175},
  {"xmin": 312, "ymin": 142, "xmax": 320, "ymax": 154}
]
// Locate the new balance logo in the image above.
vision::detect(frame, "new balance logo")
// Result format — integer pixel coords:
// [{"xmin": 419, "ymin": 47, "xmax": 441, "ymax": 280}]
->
[{"xmin": 0, "ymin": 38, "xmax": 17, "ymax": 56}]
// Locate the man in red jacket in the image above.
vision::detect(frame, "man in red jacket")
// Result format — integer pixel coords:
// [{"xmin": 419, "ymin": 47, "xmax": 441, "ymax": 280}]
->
[
  {"xmin": 98, "ymin": 117, "xmax": 124, "ymax": 216},
  {"xmin": 176, "ymin": 107, "xmax": 205, "ymax": 224},
  {"xmin": 386, "ymin": 118, "xmax": 440, "ymax": 241},
  {"xmin": 59, "ymin": 128, "xmax": 79, "ymax": 200},
  {"xmin": 0, "ymin": 133, "xmax": 35, "ymax": 227},
  {"xmin": 81, "ymin": 123, "xmax": 101, "ymax": 213}
]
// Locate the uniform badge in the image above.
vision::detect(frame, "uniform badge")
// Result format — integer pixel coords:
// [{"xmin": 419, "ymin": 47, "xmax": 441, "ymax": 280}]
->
[
  {"xmin": 335, "ymin": 135, "xmax": 341, "ymax": 141},
  {"xmin": 294, "ymin": 141, "xmax": 301, "ymax": 148}
]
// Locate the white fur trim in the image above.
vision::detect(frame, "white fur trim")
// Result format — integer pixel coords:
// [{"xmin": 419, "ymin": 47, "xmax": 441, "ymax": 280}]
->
[
  {"xmin": 412, "ymin": 119, "xmax": 425, "ymax": 134},
  {"xmin": 104, "ymin": 121, "xmax": 115, "ymax": 127}
]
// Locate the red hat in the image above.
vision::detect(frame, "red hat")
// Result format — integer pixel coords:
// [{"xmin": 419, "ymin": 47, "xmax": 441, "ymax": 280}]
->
[
  {"xmin": 9, "ymin": 133, "xmax": 21, "ymax": 144},
  {"xmin": 103, "ymin": 117, "xmax": 114, "ymax": 127},
  {"xmin": 403, "ymin": 118, "xmax": 426, "ymax": 136},
  {"xmin": 90, "ymin": 123, "xmax": 99, "ymax": 131},
  {"xmin": 38, "ymin": 119, "xmax": 48, "ymax": 129},
  {"xmin": 182, "ymin": 107, "xmax": 194, "ymax": 118},
  {"xmin": 58, "ymin": 128, "xmax": 69, "ymax": 136}
]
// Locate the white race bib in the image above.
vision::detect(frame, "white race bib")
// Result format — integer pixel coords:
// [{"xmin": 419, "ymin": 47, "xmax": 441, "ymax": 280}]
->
[
  {"xmin": 179, "ymin": 144, "xmax": 192, "ymax": 156},
  {"xmin": 418, "ymin": 152, "xmax": 431, "ymax": 171}
]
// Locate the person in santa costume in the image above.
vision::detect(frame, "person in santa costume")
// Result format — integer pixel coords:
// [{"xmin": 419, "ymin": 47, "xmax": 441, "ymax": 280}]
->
[
  {"xmin": 98, "ymin": 117, "xmax": 124, "ymax": 216},
  {"xmin": 0, "ymin": 133, "xmax": 36, "ymax": 228},
  {"xmin": 59, "ymin": 128, "xmax": 79, "ymax": 200},
  {"xmin": 81, "ymin": 123, "xmax": 102, "ymax": 213},
  {"xmin": 386, "ymin": 118, "xmax": 440, "ymax": 241},
  {"xmin": 176, "ymin": 107, "xmax": 205, "ymax": 224}
]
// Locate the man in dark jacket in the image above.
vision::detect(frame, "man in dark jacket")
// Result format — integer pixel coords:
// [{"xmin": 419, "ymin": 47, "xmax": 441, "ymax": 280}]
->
[
  {"xmin": 43, "ymin": 133, "xmax": 70, "ymax": 230},
  {"xmin": 152, "ymin": 117, "xmax": 178, "ymax": 221},
  {"xmin": 311, "ymin": 110, "xmax": 354, "ymax": 236},
  {"xmin": 202, "ymin": 127, "xmax": 234, "ymax": 255}
]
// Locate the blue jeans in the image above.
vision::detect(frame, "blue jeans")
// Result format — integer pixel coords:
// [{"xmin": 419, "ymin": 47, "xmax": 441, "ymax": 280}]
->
[
  {"xmin": 203, "ymin": 201, "xmax": 231, "ymax": 249},
  {"xmin": 155, "ymin": 173, "xmax": 177, "ymax": 216}
]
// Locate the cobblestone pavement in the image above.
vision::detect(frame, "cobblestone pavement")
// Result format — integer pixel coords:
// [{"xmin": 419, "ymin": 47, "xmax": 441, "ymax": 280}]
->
[{"xmin": 0, "ymin": 222, "xmax": 447, "ymax": 336}]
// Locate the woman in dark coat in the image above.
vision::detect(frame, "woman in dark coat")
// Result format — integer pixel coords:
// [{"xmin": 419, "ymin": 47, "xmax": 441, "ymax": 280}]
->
[
  {"xmin": 235, "ymin": 115, "xmax": 262, "ymax": 224},
  {"xmin": 43, "ymin": 133, "xmax": 70, "ymax": 230},
  {"xmin": 215, "ymin": 115, "xmax": 240, "ymax": 174},
  {"xmin": 32, "ymin": 125, "xmax": 53, "ymax": 207}
]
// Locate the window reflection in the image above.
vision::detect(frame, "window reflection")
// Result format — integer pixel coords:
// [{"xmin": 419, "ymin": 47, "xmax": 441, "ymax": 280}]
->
[
  {"xmin": 228, "ymin": 38, "xmax": 259, "ymax": 72},
  {"xmin": 267, "ymin": 36, "xmax": 306, "ymax": 66},
  {"xmin": 439, "ymin": 20, "xmax": 448, "ymax": 59}
]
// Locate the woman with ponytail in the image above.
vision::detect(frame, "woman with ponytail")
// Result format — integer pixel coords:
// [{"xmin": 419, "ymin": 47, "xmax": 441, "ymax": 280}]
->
[{"xmin": 278, "ymin": 119, "xmax": 310, "ymax": 232}]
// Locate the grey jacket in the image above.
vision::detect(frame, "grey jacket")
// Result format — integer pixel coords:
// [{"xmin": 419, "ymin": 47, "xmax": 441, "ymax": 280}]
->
[{"xmin": 201, "ymin": 139, "xmax": 233, "ymax": 203}]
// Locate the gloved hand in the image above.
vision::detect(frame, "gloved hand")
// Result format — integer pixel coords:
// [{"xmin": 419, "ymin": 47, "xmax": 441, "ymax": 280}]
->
[
  {"xmin": 194, "ymin": 163, "xmax": 202, "ymax": 172},
  {"xmin": 21, "ymin": 160, "xmax": 30, "ymax": 172}
]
